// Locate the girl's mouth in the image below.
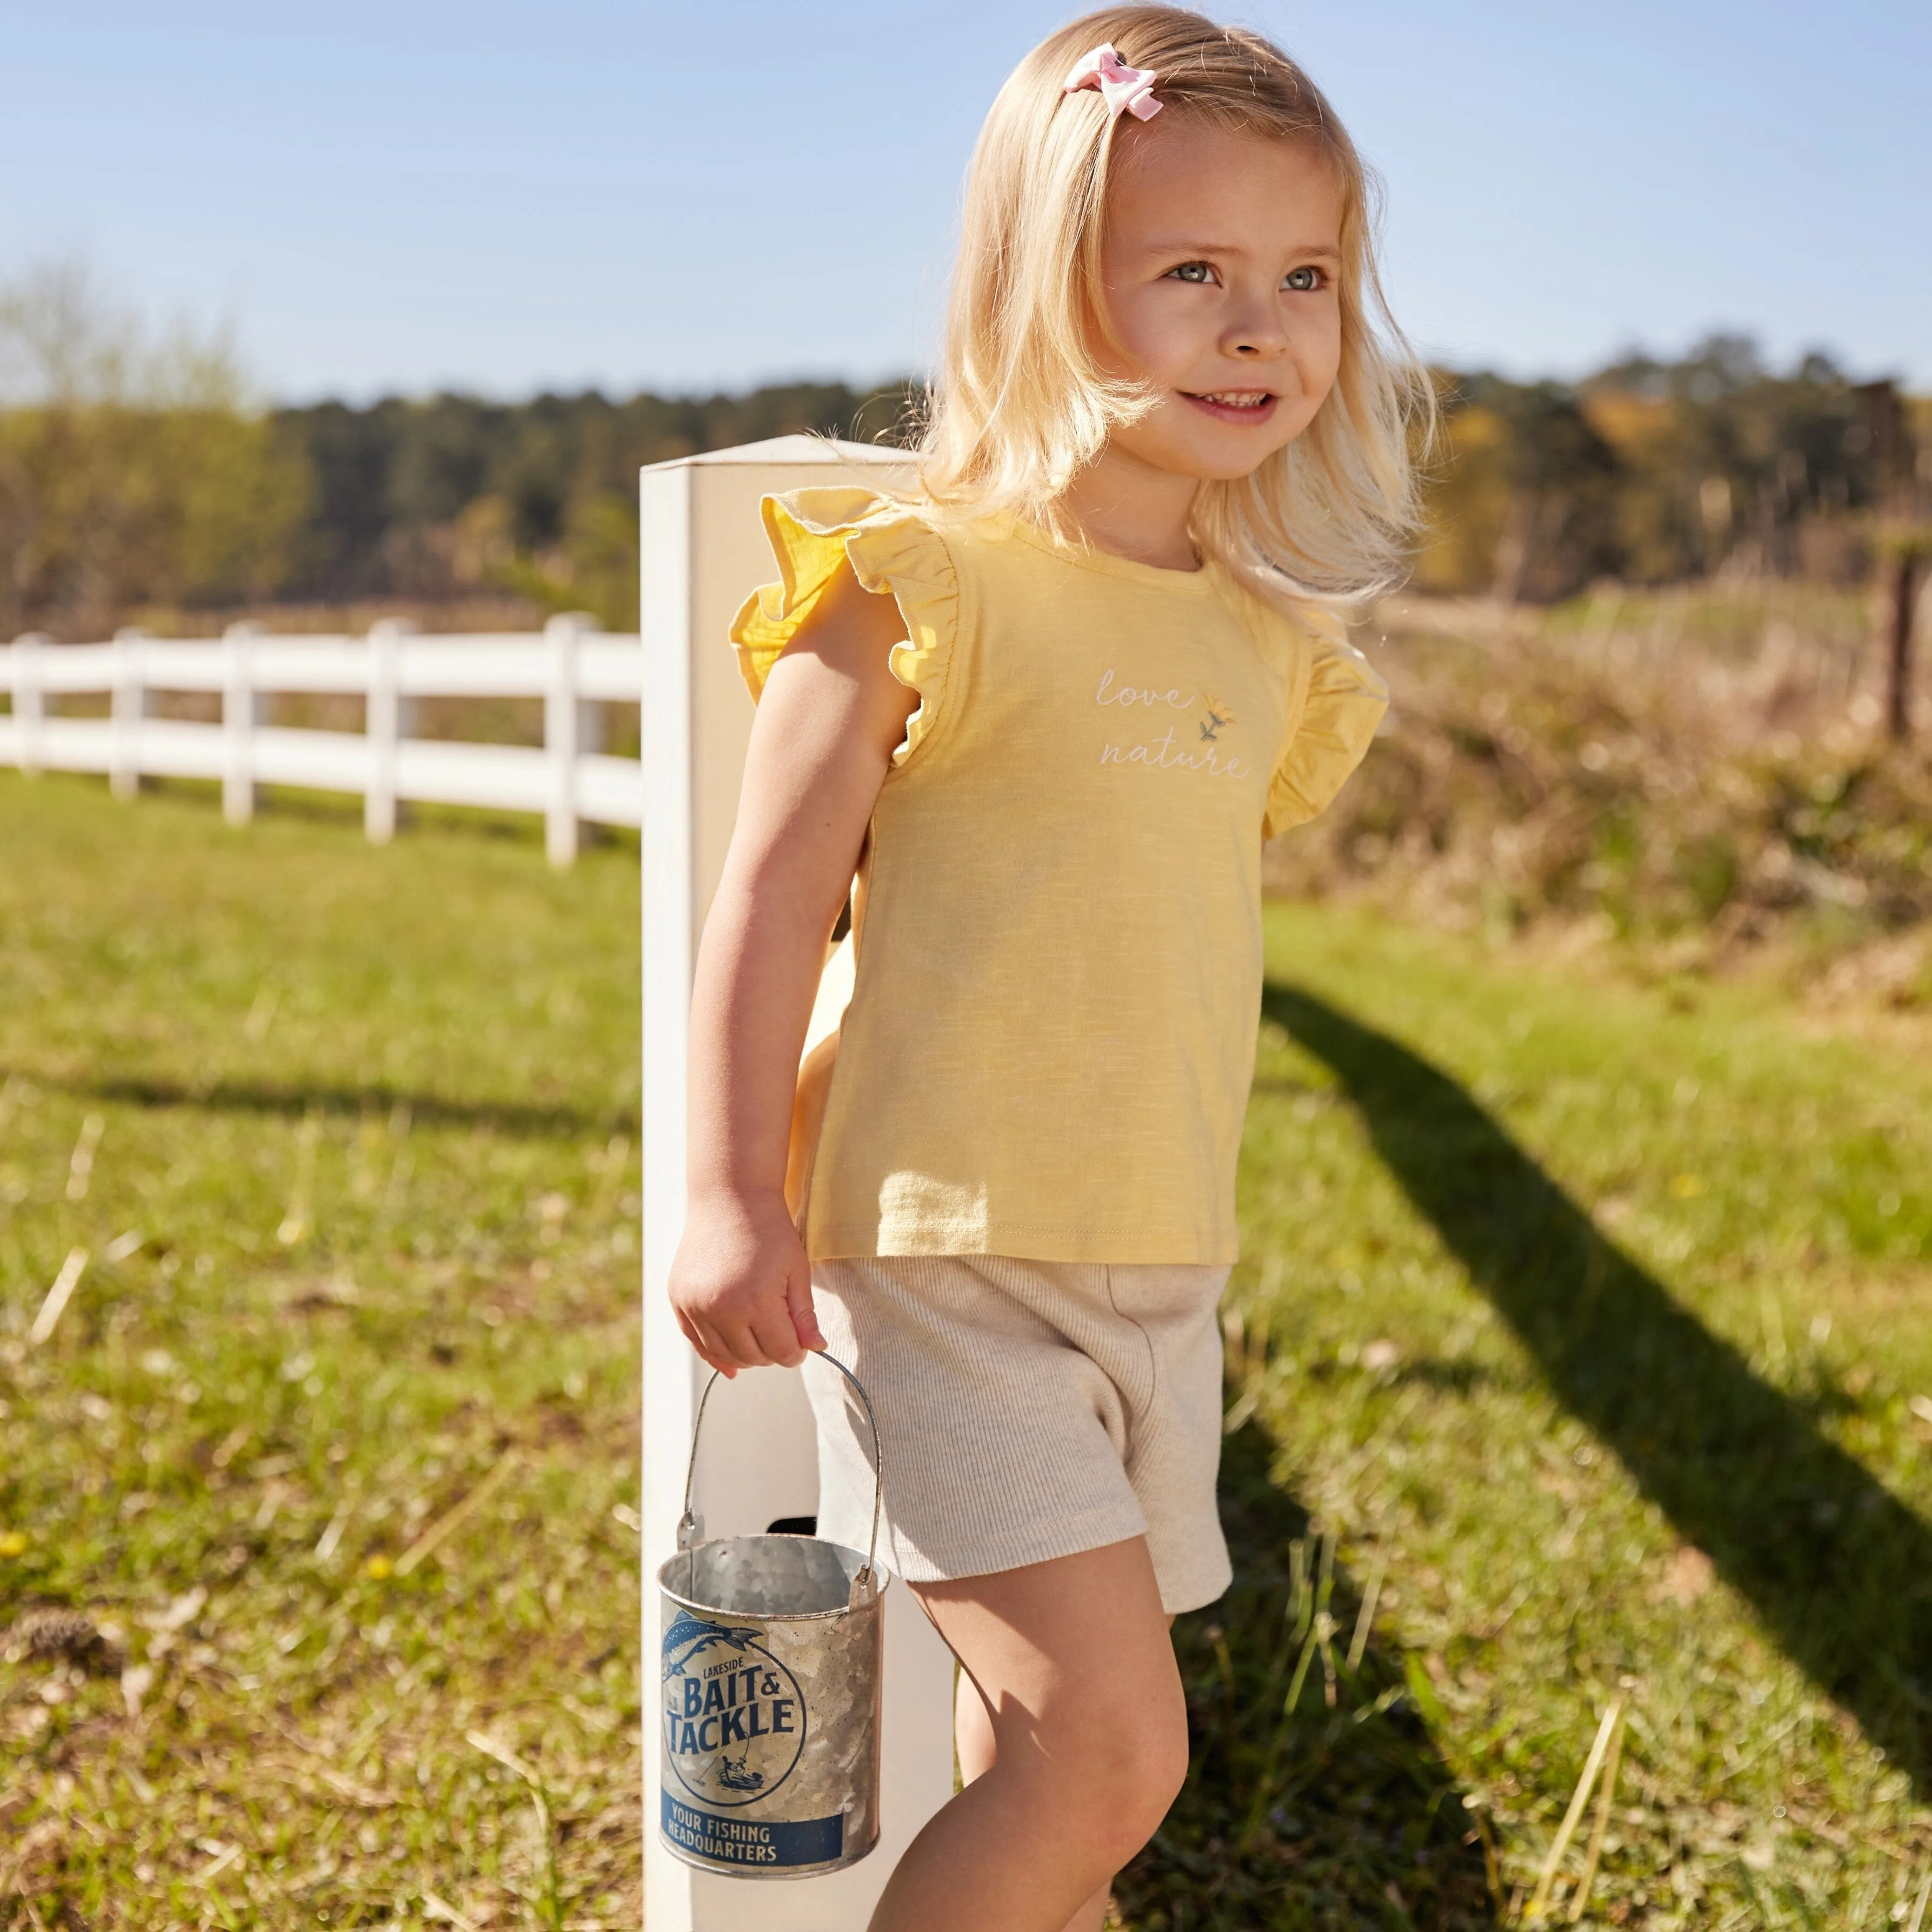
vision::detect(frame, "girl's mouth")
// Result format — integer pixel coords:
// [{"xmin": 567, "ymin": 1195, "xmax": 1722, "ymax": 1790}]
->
[{"xmin": 1181, "ymin": 389, "xmax": 1278, "ymax": 425}]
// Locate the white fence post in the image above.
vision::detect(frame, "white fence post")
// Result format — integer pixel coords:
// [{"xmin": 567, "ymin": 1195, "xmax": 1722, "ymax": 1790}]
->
[
  {"xmin": 223, "ymin": 622, "xmax": 265, "ymax": 826},
  {"xmin": 545, "ymin": 611, "xmax": 591, "ymax": 868},
  {"xmin": 111, "ymin": 627, "xmax": 152, "ymax": 802},
  {"xmin": 13, "ymin": 633, "xmax": 48, "ymax": 775},
  {"xmin": 365, "ymin": 618, "xmax": 416, "ymax": 844},
  {"xmin": 640, "ymin": 439, "xmax": 956, "ymax": 1932}
]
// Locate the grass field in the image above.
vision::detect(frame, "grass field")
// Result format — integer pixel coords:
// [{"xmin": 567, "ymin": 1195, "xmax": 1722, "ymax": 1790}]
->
[
  {"xmin": 4, "ymin": 775, "xmax": 1931, "ymax": 1930},
  {"xmin": 0, "ymin": 777, "xmax": 645, "ymax": 1929},
  {"xmin": 1132, "ymin": 912, "xmax": 1932, "ymax": 1930}
]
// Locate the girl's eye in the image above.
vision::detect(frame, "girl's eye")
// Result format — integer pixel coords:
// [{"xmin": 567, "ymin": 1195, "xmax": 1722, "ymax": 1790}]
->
[
  {"xmin": 1283, "ymin": 265, "xmax": 1327, "ymax": 293},
  {"xmin": 1167, "ymin": 262, "xmax": 1216, "ymax": 285}
]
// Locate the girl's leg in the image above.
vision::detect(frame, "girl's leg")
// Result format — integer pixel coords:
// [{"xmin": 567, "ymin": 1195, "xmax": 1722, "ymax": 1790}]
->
[
  {"xmin": 955, "ymin": 1658, "xmax": 1125, "ymax": 1931},
  {"xmin": 954, "ymin": 1665, "xmax": 995, "ymax": 1780},
  {"xmin": 869, "ymin": 1537, "xmax": 1185, "ymax": 1932}
]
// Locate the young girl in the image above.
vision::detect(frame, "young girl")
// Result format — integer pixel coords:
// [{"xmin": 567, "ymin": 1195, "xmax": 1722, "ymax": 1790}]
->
[{"xmin": 668, "ymin": 9, "xmax": 1426, "ymax": 1927}]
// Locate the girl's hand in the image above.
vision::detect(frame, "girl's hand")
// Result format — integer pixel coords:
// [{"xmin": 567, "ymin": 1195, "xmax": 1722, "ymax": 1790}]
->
[{"xmin": 668, "ymin": 1187, "xmax": 826, "ymax": 1378}]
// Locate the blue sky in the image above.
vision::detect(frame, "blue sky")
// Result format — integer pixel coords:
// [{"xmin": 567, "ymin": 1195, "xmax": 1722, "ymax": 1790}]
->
[{"xmin": 4, "ymin": 0, "xmax": 1927, "ymax": 402}]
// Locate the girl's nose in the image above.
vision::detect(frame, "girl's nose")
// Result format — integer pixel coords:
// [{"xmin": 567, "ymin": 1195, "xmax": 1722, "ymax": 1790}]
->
[{"xmin": 1223, "ymin": 308, "xmax": 1288, "ymax": 359}]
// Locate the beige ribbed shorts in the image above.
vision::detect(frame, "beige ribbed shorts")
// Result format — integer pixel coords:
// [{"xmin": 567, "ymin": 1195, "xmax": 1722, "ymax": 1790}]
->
[{"xmin": 803, "ymin": 1255, "xmax": 1233, "ymax": 1616}]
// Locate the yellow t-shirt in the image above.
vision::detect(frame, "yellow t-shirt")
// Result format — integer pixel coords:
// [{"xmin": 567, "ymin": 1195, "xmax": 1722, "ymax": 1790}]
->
[{"xmin": 730, "ymin": 488, "xmax": 1387, "ymax": 1264}]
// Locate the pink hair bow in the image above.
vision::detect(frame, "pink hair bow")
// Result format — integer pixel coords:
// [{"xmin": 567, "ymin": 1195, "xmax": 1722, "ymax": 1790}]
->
[{"xmin": 1062, "ymin": 43, "xmax": 1163, "ymax": 122}]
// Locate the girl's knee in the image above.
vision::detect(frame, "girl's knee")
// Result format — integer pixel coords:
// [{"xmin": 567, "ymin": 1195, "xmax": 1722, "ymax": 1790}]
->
[
  {"xmin": 1090, "ymin": 1739, "xmax": 1189, "ymax": 1867},
  {"xmin": 1128, "ymin": 1706, "xmax": 1191, "ymax": 1822},
  {"xmin": 1041, "ymin": 1696, "xmax": 1190, "ymax": 1863}
]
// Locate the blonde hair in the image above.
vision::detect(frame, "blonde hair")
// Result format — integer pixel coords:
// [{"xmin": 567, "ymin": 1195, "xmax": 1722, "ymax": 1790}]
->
[{"xmin": 908, "ymin": 5, "xmax": 1432, "ymax": 600}]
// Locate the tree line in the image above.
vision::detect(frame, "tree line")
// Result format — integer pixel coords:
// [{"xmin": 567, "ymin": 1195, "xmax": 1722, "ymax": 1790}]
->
[
  {"xmin": 274, "ymin": 380, "xmax": 916, "ymax": 628},
  {"xmin": 1, "ymin": 265, "xmax": 1923, "ymax": 638},
  {"xmin": 1419, "ymin": 337, "xmax": 1924, "ymax": 602}
]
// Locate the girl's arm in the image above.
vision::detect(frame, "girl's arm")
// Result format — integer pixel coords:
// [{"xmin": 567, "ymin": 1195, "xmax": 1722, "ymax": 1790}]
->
[{"xmin": 667, "ymin": 561, "xmax": 916, "ymax": 1376}]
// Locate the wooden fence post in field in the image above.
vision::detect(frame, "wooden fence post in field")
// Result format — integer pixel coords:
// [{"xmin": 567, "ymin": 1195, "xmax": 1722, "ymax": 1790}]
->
[
  {"xmin": 1861, "ymin": 377, "xmax": 1928, "ymax": 745},
  {"xmin": 1887, "ymin": 547, "xmax": 1926, "ymax": 744},
  {"xmin": 111, "ymin": 627, "xmax": 153, "ymax": 802},
  {"xmin": 12, "ymin": 632, "xmax": 48, "ymax": 775},
  {"xmin": 364, "ymin": 617, "xmax": 416, "ymax": 844},
  {"xmin": 544, "ymin": 611, "xmax": 591, "ymax": 868},
  {"xmin": 222, "ymin": 621, "xmax": 265, "ymax": 826}
]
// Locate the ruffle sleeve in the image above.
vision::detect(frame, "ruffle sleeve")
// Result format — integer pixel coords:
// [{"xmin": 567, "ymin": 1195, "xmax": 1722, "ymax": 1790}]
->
[
  {"xmin": 728, "ymin": 487, "xmax": 959, "ymax": 768},
  {"xmin": 1263, "ymin": 611, "xmax": 1390, "ymax": 838}
]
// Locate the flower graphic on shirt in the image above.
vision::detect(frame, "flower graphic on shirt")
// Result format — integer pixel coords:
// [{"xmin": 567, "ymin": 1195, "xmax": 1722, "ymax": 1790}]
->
[{"xmin": 1198, "ymin": 694, "xmax": 1236, "ymax": 743}]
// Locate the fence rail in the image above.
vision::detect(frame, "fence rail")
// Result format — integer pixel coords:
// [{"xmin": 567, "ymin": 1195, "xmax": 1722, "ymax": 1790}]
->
[{"xmin": 0, "ymin": 615, "xmax": 643, "ymax": 864}]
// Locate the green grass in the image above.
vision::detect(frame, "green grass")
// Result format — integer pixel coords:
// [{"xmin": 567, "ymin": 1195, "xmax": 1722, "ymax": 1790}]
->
[
  {"xmin": 1125, "ymin": 908, "xmax": 1932, "ymax": 1929},
  {"xmin": 5, "ymin": 775, "xmax": 1932, "ymax": 1930},
  {"xmin": 0, "ymin": 775, "xmax": 643, "ymax": 1928}
]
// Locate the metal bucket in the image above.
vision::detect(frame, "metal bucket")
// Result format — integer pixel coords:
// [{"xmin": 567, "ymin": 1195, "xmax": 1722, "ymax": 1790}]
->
[{"xmin": 657, "ymin": 1355, "xmax": 885, "ymax": 1879}]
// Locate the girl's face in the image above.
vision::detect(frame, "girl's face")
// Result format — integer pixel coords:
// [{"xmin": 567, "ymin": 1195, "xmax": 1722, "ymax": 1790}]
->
[{"xmin": 1096, "ymin": 121, "xmax": 1345, "ymax": 482}]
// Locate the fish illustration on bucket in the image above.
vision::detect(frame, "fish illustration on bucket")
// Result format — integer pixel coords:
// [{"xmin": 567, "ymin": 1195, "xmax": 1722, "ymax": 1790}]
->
[{"xmin": 657, "ymin": 1355, "xmax": 885, "ymax": 1878}]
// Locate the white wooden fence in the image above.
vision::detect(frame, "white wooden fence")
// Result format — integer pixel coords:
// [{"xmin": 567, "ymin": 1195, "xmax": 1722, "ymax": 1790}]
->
[{"xmin": 0, "ymin": 614, "xmax": 642, "ymax": 865}]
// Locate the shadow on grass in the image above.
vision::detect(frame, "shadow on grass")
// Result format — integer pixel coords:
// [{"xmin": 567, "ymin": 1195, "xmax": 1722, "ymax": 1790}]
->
[
  {"xmin": 0, "ymin": 1066, "xmax": 636, "ymax": 1142},
  {"xmin": 1115, "ymin": 1420, "xmax": 1498, "ymax": 1932},
  {"xmin": 1265, "ymin": 981, "xmax": 1932, "ymax": 1793}
]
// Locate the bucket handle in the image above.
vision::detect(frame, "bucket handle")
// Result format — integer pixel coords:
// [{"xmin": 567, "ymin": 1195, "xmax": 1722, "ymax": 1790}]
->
[{"xmin": 677, "ymin": 1351, "xmax": 884, "ymax": 1604}]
